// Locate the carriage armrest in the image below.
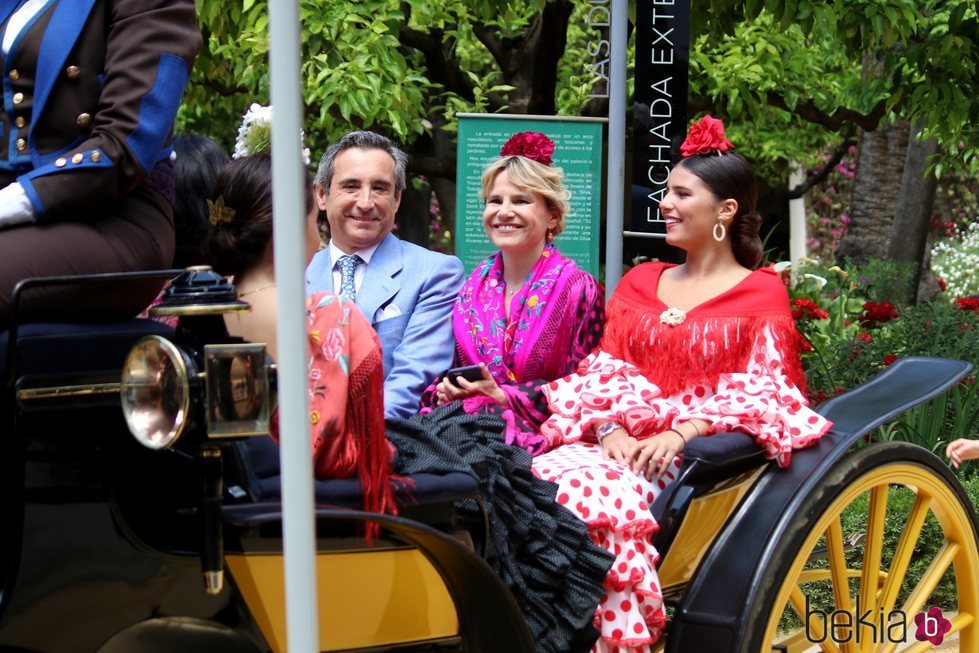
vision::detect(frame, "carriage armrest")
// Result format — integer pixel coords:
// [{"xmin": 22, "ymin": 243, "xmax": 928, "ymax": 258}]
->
[
  {"xmin": 681, "ymin": 433, "xmax": 765, "ymax": 481},
  {"xmin": 816, "ymin": 355, "xmax": 973, "ymax": 440}
]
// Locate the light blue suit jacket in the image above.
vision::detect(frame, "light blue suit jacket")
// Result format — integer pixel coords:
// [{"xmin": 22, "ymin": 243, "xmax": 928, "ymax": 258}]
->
[{"xmin": 306, "ymin": 233, "xmax": 464, "ymax": 418}]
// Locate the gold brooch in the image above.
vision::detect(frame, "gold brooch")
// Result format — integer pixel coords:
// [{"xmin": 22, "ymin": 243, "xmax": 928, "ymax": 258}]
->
[{"xmin": 207, "ymin": 196, "xmax": 235, "ymax": 225}]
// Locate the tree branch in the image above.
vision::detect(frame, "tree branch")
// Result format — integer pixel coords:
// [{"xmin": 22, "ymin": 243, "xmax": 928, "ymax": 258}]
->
[
  {"xmin": 787, "ymin": 136, "xmax": 857, "ymax": 199},
  {"xmin": 199, "ymin": 78, "xmax": 248, "ymax": 97},
  {"xmin": 398, "ymin": 3, "xmax": 476, "ymax": 103},
  {"xmin": 766, "ymin": 92, "xmax": 889, "ymax": 133}
]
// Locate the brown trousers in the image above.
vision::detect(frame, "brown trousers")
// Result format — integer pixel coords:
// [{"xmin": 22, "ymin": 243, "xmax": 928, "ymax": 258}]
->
[{"xmin": 0, "ymin": 183, "xmax": 174, "ymax": 330}]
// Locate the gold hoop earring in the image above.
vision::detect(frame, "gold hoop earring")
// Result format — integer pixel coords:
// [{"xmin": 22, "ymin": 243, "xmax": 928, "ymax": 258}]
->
[{"xmin": 713, "ymin": 217, "xmax": 726, "ymax": 242}]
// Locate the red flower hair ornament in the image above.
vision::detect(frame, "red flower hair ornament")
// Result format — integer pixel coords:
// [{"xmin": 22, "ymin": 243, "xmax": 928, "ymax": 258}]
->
[
  {"xmin": 500, "ymin": 131, "xmax": 555, "ymax": 166},
  {"xmin": 680, "ymin": 114, "xmax": 735, "ymax": 158}
]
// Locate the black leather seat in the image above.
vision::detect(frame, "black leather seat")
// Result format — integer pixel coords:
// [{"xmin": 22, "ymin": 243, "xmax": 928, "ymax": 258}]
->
[{"xmin": 234, "ymin": 434, "xmax": 479, "ymax": 510}]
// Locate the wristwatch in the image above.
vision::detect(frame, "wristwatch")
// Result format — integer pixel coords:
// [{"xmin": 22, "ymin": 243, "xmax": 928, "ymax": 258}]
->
[{"xmin": 595, "ymin": 421, "xmax": 621, "ymax": 443}]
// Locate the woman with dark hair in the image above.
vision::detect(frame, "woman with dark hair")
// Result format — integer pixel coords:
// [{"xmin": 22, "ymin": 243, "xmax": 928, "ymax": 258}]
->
[
  {"xmin": 207, "ymin": 153, "xmax": 320, "ymax": 361},
  {"xmin": 171, "ymin": 134, "xmax": 230, "ymax": 268},
  {"xmin": 529, "ymin": 116, "xmax": 831, "ymax": 650}
]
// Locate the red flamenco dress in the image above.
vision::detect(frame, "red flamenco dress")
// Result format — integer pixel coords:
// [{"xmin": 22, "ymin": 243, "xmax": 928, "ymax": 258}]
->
[{"xmin": 531, "ymin": 262, "xmax": 832, "ymax": 651}]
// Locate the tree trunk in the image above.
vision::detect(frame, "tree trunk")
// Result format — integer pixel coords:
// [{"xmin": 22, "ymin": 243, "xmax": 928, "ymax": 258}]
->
[
  {"xmin": 836, "ymin": 120, "xmax": 909, "ymax": 265},
  {"xmin": 888, "ymin": 120, "xmax": 940, "ymax": 304}
]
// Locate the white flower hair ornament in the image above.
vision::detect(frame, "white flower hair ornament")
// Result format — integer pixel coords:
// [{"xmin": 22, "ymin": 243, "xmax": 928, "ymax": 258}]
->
[{"xmin": 233, "ymin": 103, "xmax": 311, "ymax": 166}]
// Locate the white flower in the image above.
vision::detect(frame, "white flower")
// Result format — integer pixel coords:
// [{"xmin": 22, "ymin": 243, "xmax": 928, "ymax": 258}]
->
[
  {"xmin": 931, "ymin": 219, "xmax": 979, "ymax": 297},
  {"xmin": 803, "ymin": 273, "xmax": 828, "ymax": 289},
  {"xmin": 233, "ymin": 103, "xmax": 311, "ymax": 166},
  {"xmin": 660, "ymin": 307, "xmax": 686, "ymax": 326}
]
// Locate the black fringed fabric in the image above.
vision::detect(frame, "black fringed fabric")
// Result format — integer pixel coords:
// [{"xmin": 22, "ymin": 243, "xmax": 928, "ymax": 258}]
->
[{"xmin": 388, "ymin": 404, "xmax": 614, "ymax": 653}]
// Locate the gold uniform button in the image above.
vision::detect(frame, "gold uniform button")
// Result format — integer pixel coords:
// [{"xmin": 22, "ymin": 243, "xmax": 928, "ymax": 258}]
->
[
  {"xmin": 55, "ymin": 157, "xmax": 67, "ymax": 167},
  {"xmin": 14, "ymin": 116, "xmax": 25, "ymax": 128},
  {"xmin": 12, "ymin": 92, "xmax": 23, "ymax": 104},
  {"xmin": 72, "ymin": 153, "xmax": 84, "ymax": 164},
  {"xmin": 90, "ymin": 151, "xmax": 101, "ymax": 163},
  {"xmin": 66, "ymin": 65, "xmax": 81, "ymax": 79},
  {"xmin": 9, "ymin": 69, "xmax": 19, "ymax": 80},
  {"xmin": 15, "ymin": 138, "xmax": 26, "ymax": 152},
  {"xmin": 76, "ymin": 112, "xmax": 92, "ymax": 127}
]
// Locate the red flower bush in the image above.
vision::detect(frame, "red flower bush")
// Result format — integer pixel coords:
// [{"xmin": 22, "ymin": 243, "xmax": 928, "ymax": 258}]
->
[
  {"xmin": 680, "ymin": 114, "xmax": 735, "ymax": 157},
  {"xmin": 791, "ymin": 298, "xmax": 829, "ymax": 320},
  {"xmin": 500, "ymin": 131, "xmax": 555, "ymax": 166},
  {"xmin": 859, "ymin": 300, "xmax": 899, "ymax": 328},
  {"xmin": 883, "ymin": 354, "xmax": 898, "ymax": 366},
  {"xmin": 955, "ymin": 297, "xmax": 979, "ymax": 314}
]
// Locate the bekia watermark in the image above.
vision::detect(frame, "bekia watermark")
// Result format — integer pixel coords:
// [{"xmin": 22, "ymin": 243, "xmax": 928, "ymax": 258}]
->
[
  {"xmin": 914, "ymin": 607, "xmax": 952, "ymax": 646},
  {"xmin": 806, "ymin": 597, "xmax": 952, "ymax": 645}
]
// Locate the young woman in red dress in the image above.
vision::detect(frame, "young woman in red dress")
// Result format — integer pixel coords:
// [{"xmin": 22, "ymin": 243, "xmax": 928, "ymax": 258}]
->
[{"xmin": 531, "ymin": 116, "xmax": 832, "ymax": 651}]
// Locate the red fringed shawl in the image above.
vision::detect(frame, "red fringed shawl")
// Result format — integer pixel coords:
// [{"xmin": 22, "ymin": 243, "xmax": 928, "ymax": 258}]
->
[
  {"xmin": 275, "ymin": 293, "xmax": 395, "ymax": 527},
  {"xmin": 599, "ymin": 263, "xmax": 808, "ymax": 397}
]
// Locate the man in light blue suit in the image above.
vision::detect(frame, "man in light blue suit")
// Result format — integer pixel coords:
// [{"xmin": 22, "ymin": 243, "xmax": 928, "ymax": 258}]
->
[{"xmin": 306, "ymin": 131, "xmax": 464, "ymax": 418}]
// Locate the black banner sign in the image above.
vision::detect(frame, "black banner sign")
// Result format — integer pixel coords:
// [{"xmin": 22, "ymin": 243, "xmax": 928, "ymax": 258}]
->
[{"xmin": 631, "ymin": 0, "xmax": 690, "ymax": 235}]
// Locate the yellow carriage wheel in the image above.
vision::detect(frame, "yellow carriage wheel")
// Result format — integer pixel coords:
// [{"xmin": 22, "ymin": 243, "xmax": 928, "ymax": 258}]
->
[{"xmin": 756, "ymin": 442, "xmax": 979, "ymax": 653}]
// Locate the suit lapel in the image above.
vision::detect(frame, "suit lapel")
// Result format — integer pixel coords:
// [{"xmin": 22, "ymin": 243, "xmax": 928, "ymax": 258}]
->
[
  {"xmin": 306, "ymin": 249, "xmax": 336, "ymax": 294},
  {"xmin": 357, "ymin": 233, "xmax": 400, "ymax": 323},
  {"xmin": 32, "ymin": 0, "xmax": 98, "ymax": 135}
]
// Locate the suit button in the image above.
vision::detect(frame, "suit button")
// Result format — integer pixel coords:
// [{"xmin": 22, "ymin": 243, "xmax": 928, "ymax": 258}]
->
[
  {"xmin": 55, "ymin": 157, "xmax": 67, "ymax": 167},
  {"xmin": 15, "ymin": 138, "xmax": 26, "ymax": 152},
  {"xmin": 90, "ymin": 151, "xmax": 101, "ymax": 163},
  {"xmin": 12, "ymin": 92, "xmax": 23, "ymax": 104},
  {"xmin": 14, "ymin": 116, "xmax": 25, "ymax": 128},
  {"xmin": 9, "ymin": 69, "xmax": 19, "ymax": 80},
  {"xmin": 66, "ymin": 65, "xmax": 81, "ymax": 79},
  {"xmin": 76, "ymin": 112, "xmax": 92, "ymax": 128},
  {"xmin": 72, "ymin": 153, "xmax": 84, "ymax": 164}
]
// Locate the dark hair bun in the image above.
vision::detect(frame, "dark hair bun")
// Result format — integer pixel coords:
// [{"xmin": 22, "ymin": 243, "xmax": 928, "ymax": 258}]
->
[
  {"xmin": 208, "ymin": 221, "xmax": 246, "ymax": 277},
  {"xmin": 731, "ymin": 210, "xmax": 763, "ymax": 269},
  {"xmin": 205, "ymin": 155, "xmax": 274, "ymax": 278}
]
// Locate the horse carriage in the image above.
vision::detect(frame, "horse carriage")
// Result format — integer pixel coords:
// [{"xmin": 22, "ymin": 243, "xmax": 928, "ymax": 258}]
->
[{"xmin": 1, "ymin": 267, "xmax": 976, "ymax": 652}]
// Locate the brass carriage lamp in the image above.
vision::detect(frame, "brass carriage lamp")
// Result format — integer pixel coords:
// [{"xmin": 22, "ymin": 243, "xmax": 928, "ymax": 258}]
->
[
  {"xmin": 120, "ymin": 265, "xmax": 276, "ymax": 447},
  {"xmin": 119, "ymin": 266, "xmax": 276, "ymax": 595}
]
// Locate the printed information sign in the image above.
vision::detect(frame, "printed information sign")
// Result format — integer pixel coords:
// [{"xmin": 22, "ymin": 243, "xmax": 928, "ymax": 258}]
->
[{"xmin": 456, "ymin": 114, "xmax": 605, "ymax": 277}]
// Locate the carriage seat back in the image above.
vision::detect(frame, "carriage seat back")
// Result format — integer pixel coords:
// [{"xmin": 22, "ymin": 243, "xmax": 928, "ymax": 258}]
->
[{"xmin": 226, "ymin": 434, "xmax": 480, "ymax": 529}]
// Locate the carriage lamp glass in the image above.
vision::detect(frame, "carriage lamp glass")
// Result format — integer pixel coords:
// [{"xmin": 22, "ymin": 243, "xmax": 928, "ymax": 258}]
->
[
  {"xmin": 120, "ymin": 335, "xmax": 192, "ymax": 449},
  {"xmin": 204, "ymin": 343, "xmax": 272, "ymax": 438}
]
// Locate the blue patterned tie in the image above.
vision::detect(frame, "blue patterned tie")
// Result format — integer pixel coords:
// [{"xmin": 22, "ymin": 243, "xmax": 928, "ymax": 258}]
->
[{"xmin": 337, "ymin": 254, "xmax": 361, "ymax": 302}]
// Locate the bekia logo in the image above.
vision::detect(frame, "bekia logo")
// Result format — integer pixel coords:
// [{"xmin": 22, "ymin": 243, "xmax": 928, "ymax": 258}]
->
[
  {"xmin": 806, "ymin": 598, "xmax": 952, "ymax": 646},
  {"xmin": 805, "ymin": 596, "xmax": 907, "ymax": 644},
  {"xmin": 914, "ymin": 607, "xmax": 952, "ymax": 646}
]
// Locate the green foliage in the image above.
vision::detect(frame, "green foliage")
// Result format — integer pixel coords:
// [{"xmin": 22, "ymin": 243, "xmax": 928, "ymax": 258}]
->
[
  {"xmin": 182, "ymin": 0, "xmax": 608, "ymax": 152},
  {"xmin": 693, "ymin": 1, "xmax": 979, "ymax": 178},
  {"xmin": 185, "ymin": 0, "xmax": 437, "ymax": 154},
  {"xmin": 788, "ymin": 258, "xmax": 979, "ymax": 457}
]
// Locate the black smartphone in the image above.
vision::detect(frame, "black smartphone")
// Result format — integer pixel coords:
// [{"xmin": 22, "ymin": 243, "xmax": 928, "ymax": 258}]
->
[{"xmin": 445, "ymin": 365, "xmax": 484, "ymax": 384}]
